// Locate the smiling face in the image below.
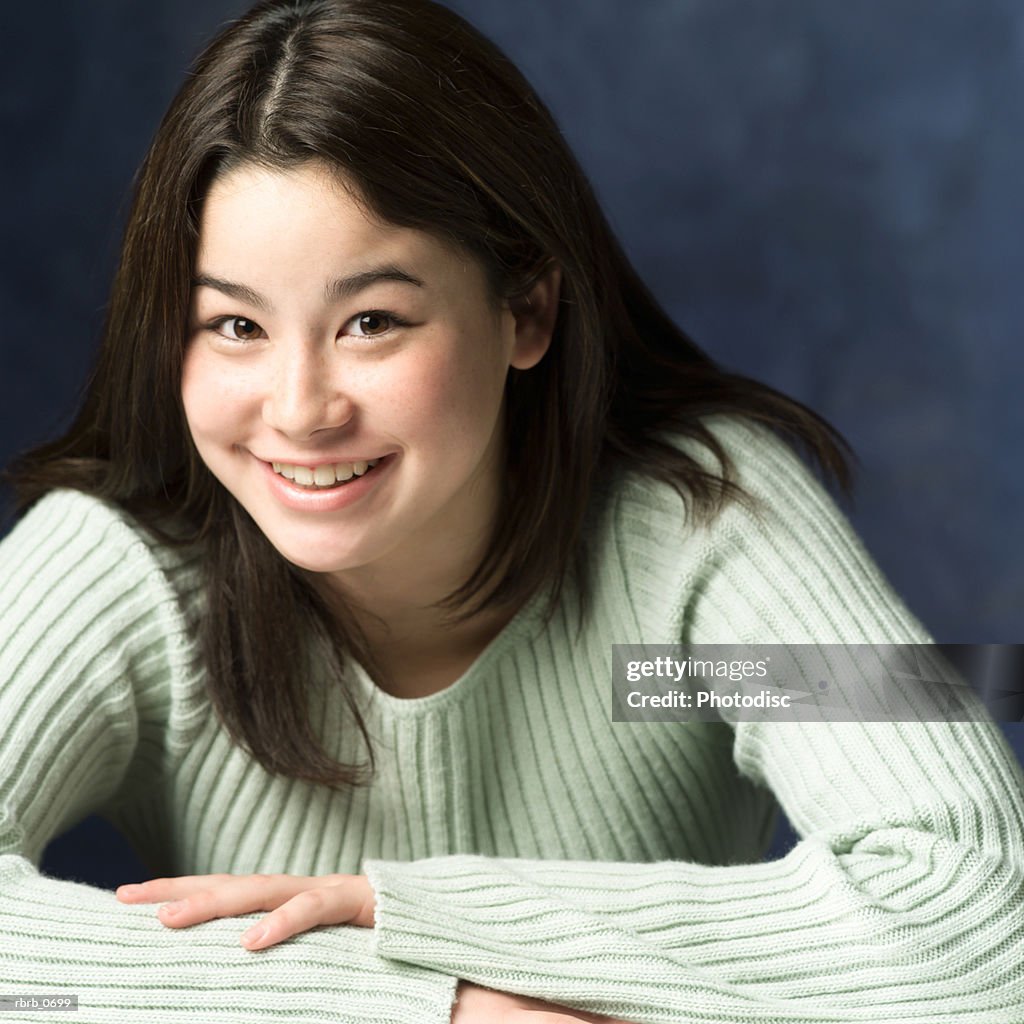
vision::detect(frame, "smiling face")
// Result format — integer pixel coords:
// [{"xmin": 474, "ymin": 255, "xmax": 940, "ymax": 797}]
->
[{"xmin": 181, "ymin": 160, "xmax": 552, "ymax": 610}]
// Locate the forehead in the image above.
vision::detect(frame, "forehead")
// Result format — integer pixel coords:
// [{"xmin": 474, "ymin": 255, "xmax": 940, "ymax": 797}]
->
[
  {"xmin": 200, "ymin": 160, "xmax": 404, "ymax": 246},
  {"xmin": 197, "ymin": 160, "xmax": 481, "ymax": 273},
  {"xmin": 192, "ymin": 159, "xmax": 497, "ymax": 310}
]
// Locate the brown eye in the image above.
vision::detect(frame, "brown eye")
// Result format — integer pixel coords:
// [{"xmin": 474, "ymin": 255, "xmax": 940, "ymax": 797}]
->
[
  {"xmin": 341, "ymin": 310, "xmax": 408, "ymax": 344},
  {"xmin": 227, "ymin": 317, "xmax": 262, "ymax": 340},
  {"xmin": 355, "ymin": 313, "xmax": 391, "ymax": 336}
]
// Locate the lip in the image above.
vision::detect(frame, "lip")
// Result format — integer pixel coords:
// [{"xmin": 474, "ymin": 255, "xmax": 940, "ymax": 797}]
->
[
  {"xmin": 258, "ymin": 454, "xmax": 391, "ymax": 469},
  {"xmin": 257, "ymin": 451, "xmax": 395, "ymax": 512}
]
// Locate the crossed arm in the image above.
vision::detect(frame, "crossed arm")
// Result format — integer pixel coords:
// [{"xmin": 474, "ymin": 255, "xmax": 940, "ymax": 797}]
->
[{"xmin": 116, "ymin": 870, "xmax": 630, "ymax": 1024}]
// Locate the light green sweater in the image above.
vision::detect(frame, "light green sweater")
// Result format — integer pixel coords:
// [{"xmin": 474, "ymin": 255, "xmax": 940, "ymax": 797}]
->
[{"xmin": 1, "ymin": 416, "xmax": 1021, "ymax": 1023}]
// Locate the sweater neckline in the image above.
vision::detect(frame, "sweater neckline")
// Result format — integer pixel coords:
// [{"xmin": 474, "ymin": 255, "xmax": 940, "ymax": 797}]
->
[{"xmin": 347, "ymin": 584, "xmax": 551, "ymax": 719}]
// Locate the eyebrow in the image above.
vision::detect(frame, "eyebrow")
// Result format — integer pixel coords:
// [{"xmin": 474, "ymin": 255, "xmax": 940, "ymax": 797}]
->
[{"xmin": 190, "ymin": 264, "xmax": 425, "ymax": 313}]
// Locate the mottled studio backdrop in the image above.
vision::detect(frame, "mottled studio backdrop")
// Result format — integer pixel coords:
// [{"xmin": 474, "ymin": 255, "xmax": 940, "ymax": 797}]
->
[{"xmin": 1, "ymin": 1, "xmax": 1021, "ymax": 886}]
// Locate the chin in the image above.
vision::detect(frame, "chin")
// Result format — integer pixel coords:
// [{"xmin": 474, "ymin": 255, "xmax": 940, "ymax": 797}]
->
[{"xmin": 270, "ymin": 543, "xmax": 360, "ymax": 575}]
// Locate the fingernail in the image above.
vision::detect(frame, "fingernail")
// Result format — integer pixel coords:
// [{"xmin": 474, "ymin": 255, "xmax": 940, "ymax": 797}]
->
[
  {"xmin": 161, "ymin": 901, "xmax": 185, "ymax": 916},
  {"xmin": 117, "ymin": 885, "xmax": 141, "ymax": 897},
  {"xmin": 242, "ymin": 925, "xmax": 267, "ymax": 946}
]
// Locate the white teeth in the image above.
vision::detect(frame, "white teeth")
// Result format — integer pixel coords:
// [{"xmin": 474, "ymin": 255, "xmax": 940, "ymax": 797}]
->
[{"xmin": 270, "ymin": 457, "xmax": 382, "ymax": 488}]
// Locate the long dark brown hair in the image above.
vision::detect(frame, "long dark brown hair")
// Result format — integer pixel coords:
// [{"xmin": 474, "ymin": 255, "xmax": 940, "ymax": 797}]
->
[{"xmin": 4, "ymin": 0, "xmax": 853, "ymax": 788}]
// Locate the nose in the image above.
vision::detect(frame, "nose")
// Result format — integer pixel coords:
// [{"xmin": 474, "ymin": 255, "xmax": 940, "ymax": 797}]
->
[{"xmin": 261, "ymin": 343, "xmax": 354, "ymax": 439}]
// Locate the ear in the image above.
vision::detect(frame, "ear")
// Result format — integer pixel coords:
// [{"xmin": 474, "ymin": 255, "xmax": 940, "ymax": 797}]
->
[{"xmin": 507, "ymin": 262, "xmax": 562, "ymax": 371}]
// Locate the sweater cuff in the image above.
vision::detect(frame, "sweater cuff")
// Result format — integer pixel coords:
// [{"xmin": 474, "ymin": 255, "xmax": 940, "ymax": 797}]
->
[
  {"xmin": 365, "ymin": 854, "xmax": 589, "ymax": 972},
  {"xmin": 365, "ymin": 857, "xmax": 483, "ymax": 969},
  {"xmin": 365, "ymin": 857, "xmax": 437, "ymax": 965}
]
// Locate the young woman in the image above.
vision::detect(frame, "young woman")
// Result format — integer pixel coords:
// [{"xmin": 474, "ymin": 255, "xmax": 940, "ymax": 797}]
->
[{"xmin": 2, "ymin": 1, "xmax": 1022, "ymax": 1021}]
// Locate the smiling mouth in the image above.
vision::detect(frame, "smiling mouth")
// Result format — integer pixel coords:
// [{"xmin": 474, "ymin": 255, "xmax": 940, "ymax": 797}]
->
[{"xmin": 269, "ymin": 457, "xmax": 383, "ymax": 489}]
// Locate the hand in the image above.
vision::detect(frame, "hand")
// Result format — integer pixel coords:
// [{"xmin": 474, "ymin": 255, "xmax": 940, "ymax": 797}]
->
[
  {"xmin": 452, "ymin": 982, "xmax": 632, "ymax": 1023},
  {"xmin": 115, "ymin": 872, "xmax": 375, "ymax": 950}
]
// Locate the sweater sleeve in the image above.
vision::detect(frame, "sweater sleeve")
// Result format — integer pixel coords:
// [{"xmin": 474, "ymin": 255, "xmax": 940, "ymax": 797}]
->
[
  {"xmin": 0, "ymin": 489, "xmax": 457, "ymax": 1024},
  {"xmin": 363, "ymin": 419, "xmax": 1024, "ymax": 1023}
]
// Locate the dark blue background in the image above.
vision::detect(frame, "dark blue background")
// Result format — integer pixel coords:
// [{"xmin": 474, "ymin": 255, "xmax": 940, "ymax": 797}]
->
[{"xmin": 1, "ymin": 1, "xmax": 1020, "ymax": 887}]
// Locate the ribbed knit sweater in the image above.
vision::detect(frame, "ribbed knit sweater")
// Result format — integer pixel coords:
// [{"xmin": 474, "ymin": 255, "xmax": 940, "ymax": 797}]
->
[{"xmin": 1, "ymin": 415, "xmax": 1022, "ymax": 1023}]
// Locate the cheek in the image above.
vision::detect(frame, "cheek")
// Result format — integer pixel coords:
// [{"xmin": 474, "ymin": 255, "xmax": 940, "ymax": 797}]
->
[
  {"xmin": 180, "ymin": 348, "xmax": 252, "ymax": 443},
  {"xmin": 387, "ymin": 332, "xmax": 508, "ymax": 434},
  {"xmin": 180, "ymin": 352, "xmax": 220, "ymax": 443}
]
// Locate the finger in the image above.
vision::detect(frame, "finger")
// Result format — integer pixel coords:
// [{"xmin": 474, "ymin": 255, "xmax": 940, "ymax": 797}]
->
[
  {"xmin": 155, "ymin": 874, "xmax": 328, "ymax": 927},
  {"xmin": 240, "ymin": 883, "xmax": 368, "ymax": 949},
  {"xmin": 518, "ymin": 1007, "xmax": 628, "ymax": 1023},
  {"xmin": 511, "ymin": 1010, "xmax": 572, "ymax": 1022},
  {"xmin": 115, "ymin": 874, "xmax": 238, "ymax": 903}
]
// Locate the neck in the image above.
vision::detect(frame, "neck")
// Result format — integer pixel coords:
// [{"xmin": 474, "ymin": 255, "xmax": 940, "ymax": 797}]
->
[
  {"xmin": 312, "ymin": 542, "xmax": 519, "ymax": 697},
  {"xmin": 306, "ymin": 420, "xmax": 523, "ymax": 690},
  {"xmin": 310, "ymin": 484, "xmax": 519, "ymax": 685}
]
